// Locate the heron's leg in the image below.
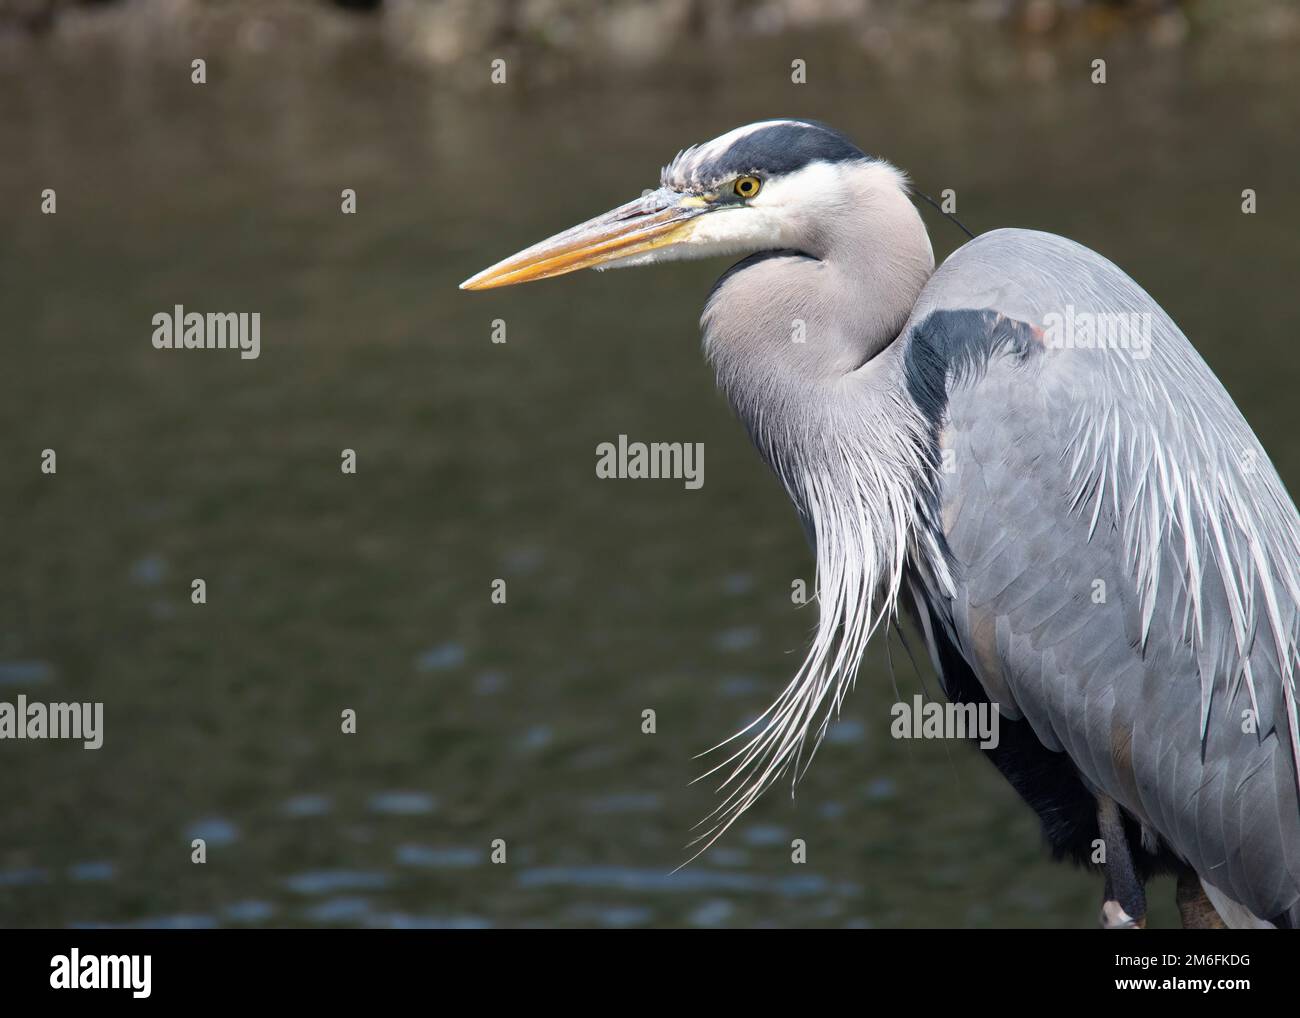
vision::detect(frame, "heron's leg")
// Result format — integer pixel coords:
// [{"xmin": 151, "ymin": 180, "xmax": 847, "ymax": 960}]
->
[
  {"xmin": 1096, "ymin": 795, "xmax": 1146, "ymax": 929},
  {"xmin": 1175, "ymin": 870, "xmax": 1225, "ymax": 929}
]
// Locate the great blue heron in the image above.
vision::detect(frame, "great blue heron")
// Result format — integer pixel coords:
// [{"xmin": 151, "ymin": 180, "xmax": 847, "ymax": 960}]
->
[{"xmin": 462, "ymin": 119, "xmax": 1300, "ymax": 928}]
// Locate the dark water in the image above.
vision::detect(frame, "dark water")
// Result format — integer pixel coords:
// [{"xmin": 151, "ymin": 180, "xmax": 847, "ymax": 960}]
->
[{"xmin": 1, "ymin": 36, "xmax": 1298, "ymax": 928}]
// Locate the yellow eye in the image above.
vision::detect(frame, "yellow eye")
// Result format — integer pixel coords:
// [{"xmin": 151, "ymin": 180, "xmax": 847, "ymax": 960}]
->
[{"xmin": 734, "ymin": 175, "xmax": 761, "ymax": 199}]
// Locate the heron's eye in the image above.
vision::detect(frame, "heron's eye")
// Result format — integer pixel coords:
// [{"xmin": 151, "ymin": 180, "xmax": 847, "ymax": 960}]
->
[{"xmin": 733, "ymin": 175, "xmax": 761, "ymax": 199}]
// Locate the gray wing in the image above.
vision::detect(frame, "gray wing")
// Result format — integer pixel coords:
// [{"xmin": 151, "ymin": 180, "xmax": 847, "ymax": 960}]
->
[{"xmin": 902, "ymin": 228, "xmax": 1300, "ymax": 924}]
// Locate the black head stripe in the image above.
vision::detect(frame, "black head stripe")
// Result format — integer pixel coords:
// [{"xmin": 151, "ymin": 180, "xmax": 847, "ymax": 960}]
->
[
  {"xmin": 712, "ymin": 120, "xmax": 869, "ymax": 179},
  {"xmin": 664, "ymin": 120, "xmax": 871, "ymax": 190}
]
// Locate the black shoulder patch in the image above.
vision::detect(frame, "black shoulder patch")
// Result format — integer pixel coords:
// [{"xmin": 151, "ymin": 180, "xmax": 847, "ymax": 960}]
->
[{"xmin": 903, "ymin": 308, "xmax": 1043, "ymax": 428}]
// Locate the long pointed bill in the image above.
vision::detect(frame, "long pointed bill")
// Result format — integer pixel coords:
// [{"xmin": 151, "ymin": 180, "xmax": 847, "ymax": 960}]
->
[{"xmin": 459, "ymin": 188, "xmax": 710, "ymax": 290}]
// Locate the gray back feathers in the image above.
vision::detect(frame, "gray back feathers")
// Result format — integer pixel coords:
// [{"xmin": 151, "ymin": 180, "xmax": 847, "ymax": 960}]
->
[
  {"xmin": 700, "ymin": 218, "xmax": 1300, "ymax": 922},
  {"xmin": 903, "ymin": 229, "xmax": 1300, "ymax": 923}
]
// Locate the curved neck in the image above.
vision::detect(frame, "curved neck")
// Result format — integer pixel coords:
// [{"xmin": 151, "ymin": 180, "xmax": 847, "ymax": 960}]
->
[
  {"xmin": 702, "ymin": 174, "xmax": 934, "ymax": 416},
  {"xmin": 691, "ymin": 181, "xmax": 941, "ymax": 827}
]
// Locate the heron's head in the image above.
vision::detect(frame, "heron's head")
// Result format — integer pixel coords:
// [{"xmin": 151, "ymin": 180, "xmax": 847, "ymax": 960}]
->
[{"xmin": 459, "ymin": 119, "xmax": 911, "ymax": 290}]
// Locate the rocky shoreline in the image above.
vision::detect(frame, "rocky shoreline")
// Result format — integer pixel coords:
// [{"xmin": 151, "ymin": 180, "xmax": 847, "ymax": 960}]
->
[{"xmin": 2, "ymin": 0, "xmax": 1297, "ymax": 77}]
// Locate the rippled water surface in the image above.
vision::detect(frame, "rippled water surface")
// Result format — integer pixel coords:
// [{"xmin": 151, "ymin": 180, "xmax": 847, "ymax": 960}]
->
[{"xmin": 2, "ymin": 37, "xmax": 1299, "ymax": 927}]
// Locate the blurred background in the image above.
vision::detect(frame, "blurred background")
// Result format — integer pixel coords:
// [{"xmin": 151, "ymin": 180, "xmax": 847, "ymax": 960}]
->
[{"xmin": 1, "ymin": 0, "xmax": 1298, "ymax": 928}]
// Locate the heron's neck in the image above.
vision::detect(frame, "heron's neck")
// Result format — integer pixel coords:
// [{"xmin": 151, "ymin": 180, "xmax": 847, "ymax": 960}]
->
[
  {"xmin": 699, "ymin": 179, "xmax": 938, "ymax": 562},
  {"xmin": 701, "ymin": 175, "xmax": 934, "ymax": 413},
  {"xmin": 693, "ymin": 180, "xmax": 940, "ymax": 832}
]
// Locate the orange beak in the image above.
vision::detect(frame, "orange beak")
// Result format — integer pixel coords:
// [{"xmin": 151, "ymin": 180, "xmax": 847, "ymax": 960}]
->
[{"xmin": 459, "ymin": 188, "xmax": 710, "ymax": 291}]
